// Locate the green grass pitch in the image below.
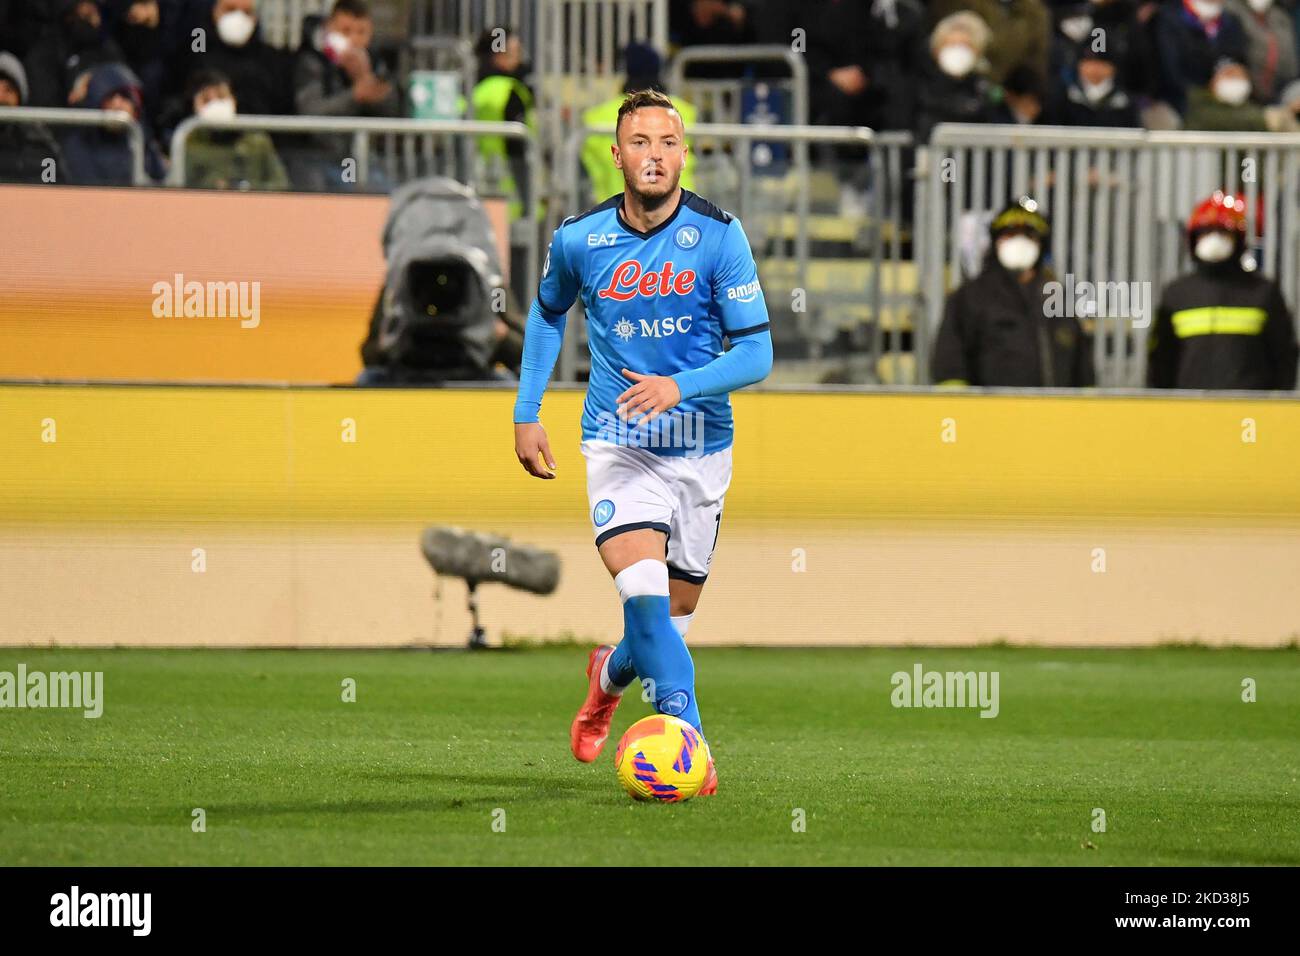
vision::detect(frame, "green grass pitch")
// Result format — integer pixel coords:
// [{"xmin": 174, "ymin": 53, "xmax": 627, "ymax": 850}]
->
[{"xmin": 1, "ymin": 646, "xmax": 1297, "ymax": 866}]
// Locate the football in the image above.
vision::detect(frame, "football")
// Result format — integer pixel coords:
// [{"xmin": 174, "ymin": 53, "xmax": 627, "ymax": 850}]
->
[{"xmin": 614, "ymin": 714, "xmax": 710, "ymax": 802}]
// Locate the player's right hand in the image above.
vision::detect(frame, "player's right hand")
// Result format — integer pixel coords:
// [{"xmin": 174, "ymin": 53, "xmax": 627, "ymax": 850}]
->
[{"xmin": 514, "ymin": 422, "xmax": 557, "ymax": 479}]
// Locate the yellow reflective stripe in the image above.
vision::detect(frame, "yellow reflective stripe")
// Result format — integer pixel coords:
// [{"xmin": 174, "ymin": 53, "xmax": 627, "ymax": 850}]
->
[
  {"xmin": 936, "ymin": 379, "xmax": 969, "ymax": 388},
  {"xmin": 1171, "ymin": 306, "xmax": 1267, "ymax": 338}
]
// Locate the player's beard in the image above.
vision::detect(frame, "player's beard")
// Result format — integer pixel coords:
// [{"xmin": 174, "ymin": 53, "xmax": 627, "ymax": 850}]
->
[{"xmin": 622, "ymin": 158, "xmax": 681, "ymax": 211}]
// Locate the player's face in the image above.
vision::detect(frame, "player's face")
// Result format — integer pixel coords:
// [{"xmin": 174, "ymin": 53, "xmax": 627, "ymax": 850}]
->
[{"xmin": 614, "ymin": 107, "xmax": 687, "ymax": 205}]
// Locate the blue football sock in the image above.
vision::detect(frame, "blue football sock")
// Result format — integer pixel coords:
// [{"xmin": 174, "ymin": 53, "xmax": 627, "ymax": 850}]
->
[
  {"xmin": 606, "ymin": 638, "xmax": 638, "ymax": 689},
  {"xmin": 615, "ymin": 559, "xmax": 702, "ymax": 734}
]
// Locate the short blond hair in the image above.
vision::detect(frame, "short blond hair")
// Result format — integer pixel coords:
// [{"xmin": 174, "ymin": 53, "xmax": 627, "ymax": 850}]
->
[{"xmin": 931, "ymin": 11, "xmax": 991, "ymax": 55}]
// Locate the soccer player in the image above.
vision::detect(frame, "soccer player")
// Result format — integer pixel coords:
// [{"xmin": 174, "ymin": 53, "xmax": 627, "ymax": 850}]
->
[{"xmin": 512, "ymin": 88, "xmax": 772, "ymax": 796}]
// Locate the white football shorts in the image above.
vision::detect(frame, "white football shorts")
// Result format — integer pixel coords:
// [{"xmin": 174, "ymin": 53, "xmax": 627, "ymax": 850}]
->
[{"xmin": 580, "ymin": 439, "xmax": 733, "ymax": 584}]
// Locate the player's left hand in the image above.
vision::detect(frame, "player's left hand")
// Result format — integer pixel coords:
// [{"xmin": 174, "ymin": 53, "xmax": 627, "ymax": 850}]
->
[{"xmin": 617, "ymin": 369, "xmax": 681, "ymax": 424}]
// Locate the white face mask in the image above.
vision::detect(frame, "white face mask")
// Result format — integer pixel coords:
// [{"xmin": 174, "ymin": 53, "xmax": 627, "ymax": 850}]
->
[
  {"xmin": 324, "ymin": 31, "xmax": 350, "ymax": 57},
  {"xmin": 1247, "ymin": 0, "xmax": 1273, "ymax": 13},
  {"xmin": 1081, "ymin": 77, "xmax": 1114, "ymax": 102},
  {"xmin": 1213, "ymin": 76, "xmax": 1252, "ymax": 105},
  {"xmin": 216, "ymin": 10, "xmax": 256, "ymax": 48},
  {"xmin": 996, "ymin": 234, "xmax": 1041, "ymax": 271},
  {"xmin": 1059, "ymin": 15, "xmax": 1093, "ymax": 44},
  {"xmin": 1194, "ymin": 231, "xmax": 1236, "ymax": 263},
  {"xmin": 937, "ymin": 43, "xmax": 977, "ymax": 79},
  {"xmin": 1190, "ymin": 0, "xmax": 1223, "ymax": 20},
  {"xmin": 198, "ymin": 96, "xmax": 236, "ymax": 121}
]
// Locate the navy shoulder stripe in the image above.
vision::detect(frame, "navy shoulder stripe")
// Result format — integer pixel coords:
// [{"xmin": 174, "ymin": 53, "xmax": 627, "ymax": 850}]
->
[
  {"xmin": 682, "ymin": 190, "xmax": 734, "ymax": 225},
  {"xmin": 563, "ymin": 194, "xmax": 622, "ymax": 228}
]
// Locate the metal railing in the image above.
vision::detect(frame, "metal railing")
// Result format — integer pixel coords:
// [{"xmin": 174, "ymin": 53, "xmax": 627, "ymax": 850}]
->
[
  {"xmin": 666, "ymin": 45, "xmax": 809, "ymax": 127},
  {"xmin": 556, "ymin": 123, "xmax": 915, "ymax": 383},
  {"xmin": 0, "ymin": 106, "xmax": 146, "ymax": 186},
  {"xmin": 917, "ymin": 124, "xmax": 1300, "ymax": 388},
  {"xmin": 257, "ymin": 0, "xmax": 330, "ymax": 49},
  {"xmin": 411, "ymin": 0, "xmax": 534, "ymax": 52},
  {"xmin": 168, "ymin": 114, "xmax": 544, "ymax": 298}
]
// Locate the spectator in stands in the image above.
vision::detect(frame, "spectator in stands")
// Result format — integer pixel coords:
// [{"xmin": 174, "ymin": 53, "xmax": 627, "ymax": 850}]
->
[
  {"xmin": 669, "ymin": 0, "xmax": 756, "ymax": 77},
  {"xmin": 1225, "ymin": 0, "xmax": 1299, "ymax": 102},
  {"xmin": 176, "ymin": 0, "xmax": 294, "ymax": 117},
  {"xmin": 803, "ymin": 0, "xmax": 925, "ymax": 133},
  {"xmin": 581, "ymin": 43, "xmax": 696, "ymax": 205},
  {"xmin": 23, "ymin": 1, "xmax": 124, "ymax": 107},
  {"xmin": 994, "ymin": 65, "xmax": 1048, "ymax": 124},
  {"xmin": 1183, "ymin": 57, "xmax": 1300, "ymax": 125},
  {"xmin": 0, "ymin": 52, "xmax": 66, "ymax": 184},
  {"xmin": 182, "ymin": 68, "xmax": 287, "ymax": 189},
  {"xmin": 1049, "ymin": 0, "xmax": 1097, "ymax": 91},
  {"xmin": 1153, "ymin": 0, "xmax": 1249, "ymax": 116},
  {"xmin": 1149, "ymin": 190, "xmax": 1297, "ymax": 389},
  {"xmin": 932, "ymin": 197, "xmax": 1095, "ymax": 388},
  {"xmin": 914, "ymin": 11, "xmax": 1002, "ymax": 144},
  {"xmin": 470, "ymin": 26, "xmax": 536, "ymax": 216},
  {"xmin": 294, "ymin": 0, "xmax": 396, "ymax": 118},
  {"xmin": 0, "ymin": 0, "xmax": 61, "ymax": 59},
  {"xmin": 106, "ymin": 1, "xmax": 166, "ymax": 134},
  {"xmin": 61, "ymin": 61, "xmax": 165, "ymax": 183},
  {"xmin": 1051, "ymin": 40, "xmax": 1143, "ymax": 125},
  {"xmin": 930, "ymin": 0, "xmax": 1050, "ymax": 84}
]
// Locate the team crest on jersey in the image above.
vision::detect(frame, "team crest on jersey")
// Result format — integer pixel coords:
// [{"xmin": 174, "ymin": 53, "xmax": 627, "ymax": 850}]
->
[{"xmin": 674, "ymin": 225, "xmax": 701, "ymax": 249}]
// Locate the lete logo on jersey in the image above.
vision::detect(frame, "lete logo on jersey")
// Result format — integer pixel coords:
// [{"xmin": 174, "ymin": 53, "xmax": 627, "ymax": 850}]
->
[{"xmin": 597, "ymin": 260, "xmax": 697, "ymax": 301}]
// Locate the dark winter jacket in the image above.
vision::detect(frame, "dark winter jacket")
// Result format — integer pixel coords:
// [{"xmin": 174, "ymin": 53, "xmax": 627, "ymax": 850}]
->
[
  {"xmin": 932, "ymin": 258, "xmax": 1096, "ymax": 387},
  {"xmin": 1149, "ymin": 261, "xmax": 1298, "ymax": 390}
]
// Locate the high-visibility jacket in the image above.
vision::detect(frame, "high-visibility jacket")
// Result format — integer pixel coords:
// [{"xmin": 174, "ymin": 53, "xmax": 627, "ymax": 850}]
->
[
  {"xmin": 1149, "ymin": 263, "xmax": 1298, "ymax": 390},
  {"xmin": 580, "ymin": 94, "xmax": 695, "ymax": 205},
  {"xmin": 470, "ymin": 73, "xmax": 535, "ymax": 218}
]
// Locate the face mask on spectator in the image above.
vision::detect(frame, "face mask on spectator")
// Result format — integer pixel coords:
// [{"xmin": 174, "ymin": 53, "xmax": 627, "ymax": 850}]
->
[
  {"xmin": 1059, "ymin": 15, "xmax": 1093, "ymax": 44},
  {"xmin": 937, "ymin": 44, "xmax": 976, "ymax": 79},
  {"xmin": 996, "ymin": 234, "xmax": 1040, "ymax": 271},
  {"xmin": 1247, "ymin": 0, "xmax": 1273, "ymax": 12},
  {"xmin": 198, "ymin": 96, "xmax": 236, "ymax": 121},
  {"xmin": 217, "ymin": 10, "xmax": 256, "ymax": 47},
  {"xmin": 1213, "ymin": 75, "xmax": 1251, "ymax": 105},
  {"xmin": 1190, "ymin": 0, "xmax": 1224, "ymax": 20},
  {"xmin": 323, "ymin": 30, "xmax": 351, "ymax": 63},
  {"xmin": 1081, "ymin": 77, "xmax": 1114, "ymax": 102},
  {"xmin": 1194, "ymin": 231, "xmax": 1236, "ymax": 263}
]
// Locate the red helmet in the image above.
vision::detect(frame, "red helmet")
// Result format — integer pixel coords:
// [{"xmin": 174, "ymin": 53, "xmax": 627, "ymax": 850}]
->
[{"xmin": 1187, "ymin": 190, "xmax": 1247, "ymax": 238}]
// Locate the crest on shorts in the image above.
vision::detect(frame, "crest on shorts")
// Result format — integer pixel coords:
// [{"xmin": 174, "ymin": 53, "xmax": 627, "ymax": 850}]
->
[{"xmin": 593, "ymin": 499, "xmax": 616, "ymax": 527}]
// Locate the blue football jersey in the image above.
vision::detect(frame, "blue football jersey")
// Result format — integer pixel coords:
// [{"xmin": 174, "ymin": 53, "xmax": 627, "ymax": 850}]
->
[{"xmin": 536, "ymin": 189, "xmax": 770, "ymax": 456}]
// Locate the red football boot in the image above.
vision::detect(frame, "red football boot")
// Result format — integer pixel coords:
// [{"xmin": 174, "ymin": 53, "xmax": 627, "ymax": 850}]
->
[
  {"xmin": 570, "ymin": 645, "xmax": 622, "ymax": 762},
  {"xmin": 697, "ymin": 757, "xmax": 718, "ymax": 797}
]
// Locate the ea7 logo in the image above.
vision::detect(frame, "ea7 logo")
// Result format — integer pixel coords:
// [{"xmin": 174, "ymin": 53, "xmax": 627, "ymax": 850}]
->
[
  {"xmin": 726, "ymin": 280, "xmax": 762, "ymax": 303},
  {"xmin": 588, "ymin": 233, "xmax": 620, "ymax": 246}
]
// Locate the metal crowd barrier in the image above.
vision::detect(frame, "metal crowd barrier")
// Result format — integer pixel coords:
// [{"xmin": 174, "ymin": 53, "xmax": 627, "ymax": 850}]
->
[
  {"xmin": 0, "ymin": 106, "xmax": 146, "ymax": 186},
  {"xmin": 666, "ymin": 45, "xmax": 810, "ymax": 127},
  {"xmin": 556, "ymin": 123, "xmax": 913, "ymax": 384},
  {"xmin": 168, "ymin": 114, "xmax": 543, "ymax": 298},
  {"xmin": 917, "ymin": 123, "xmax": 1300, "ymax": 389}
]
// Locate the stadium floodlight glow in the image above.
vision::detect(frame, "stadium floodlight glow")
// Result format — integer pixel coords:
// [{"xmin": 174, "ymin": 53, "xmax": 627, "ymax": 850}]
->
[{"xmin": 419, "ymin": 526, "xmax": 560, "ymax": 649}]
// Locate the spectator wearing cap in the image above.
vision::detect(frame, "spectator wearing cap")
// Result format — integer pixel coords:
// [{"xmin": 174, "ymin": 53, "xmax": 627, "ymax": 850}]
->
[
  {"xmin": 1224, "ymin": 0, "xmax": 1299, "ymax": 102},
  {"xmin": 580, "ymin": 43, "xmax": 697, "ymax": 205},
  {"xmin": 930, "ymin": 0, "xmax": 1050, "ymax": 84},
  {"xmin": 1051, "ymin": 40, "xmax": 1142, "ymax": 126},
  {"xmin": 914, "ymin": 11, "xmax": 1001, "ymax": 144},
  {"xmin": 183, "ymin": 68, "xmax": 288, "ymax": 190},
  {"xmin": 0, "ymin": 51, "xmax": 66, "ymax": 184},
  {"xmin": 993, "ymin": 65, "xmax": 1048, "ymax": 124},
  {"xmin": 60, "ymin": 61, "xmax": 165, "ymax": 183},
  {"xmin": 23, "ymin": 1, "xmax": 125, "ymax": 107},
  {"xmin": 932, "ymin": 198, "xmax": 1095, "ymax": 388},
  {"xmin": 1149, "ymin": 190, "xmax": 1297, "ymax": 389},
  {"xmin": 1153, "ymin": 0, "xmax": 1250, "ymax": 115},
  {"xmin": 1183, "ymin": 57, "xmax": 1300, "ymax": 126}
]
